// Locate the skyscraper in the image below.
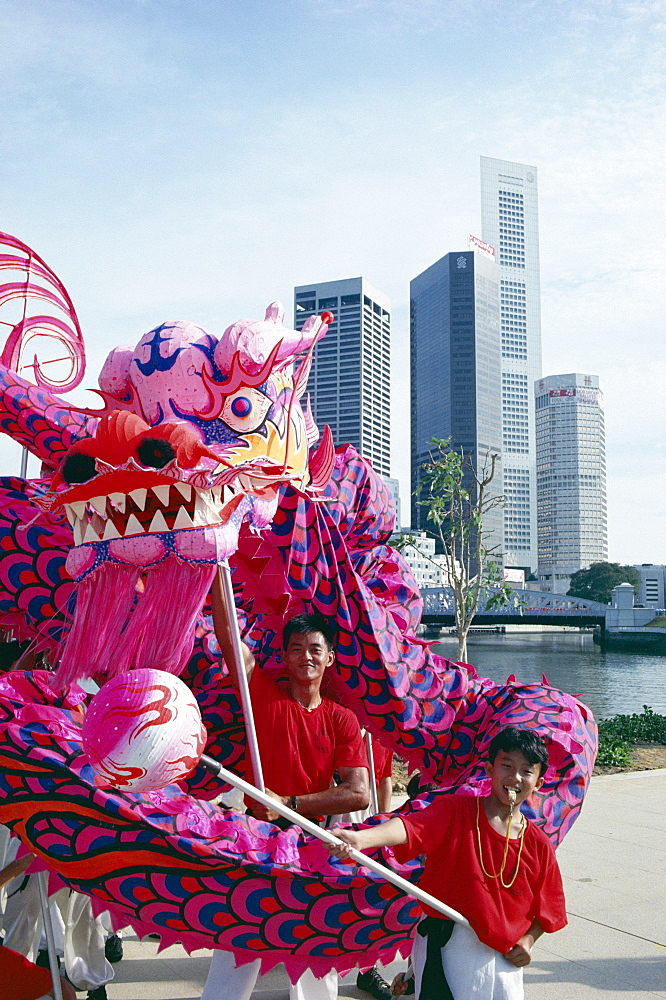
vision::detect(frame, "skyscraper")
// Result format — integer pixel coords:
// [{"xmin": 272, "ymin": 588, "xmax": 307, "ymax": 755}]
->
[
  {"xmin": 293, "ymin": 277, "xmax": 391, "ymax": 477},
  {"xmin": 410, "ymin": 249, "xmax": 503, "ymax": 552},
  {"xmin": 535, "ymin": 373, "xmax": 607, "ymax": 594},
  {"xmin": 480, "ymin": 156, "xmax": 542, "ymax": 573}
]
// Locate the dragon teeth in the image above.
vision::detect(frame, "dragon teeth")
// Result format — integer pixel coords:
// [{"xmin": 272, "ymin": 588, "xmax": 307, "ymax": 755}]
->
[
  {"xmin": 65, "ymin": 478, "xmax": 236, "ymax": 544},
  {"xmin": 173, "ymin": 506, "xmax": 195, "ymax": 530},
  {"xmin": 109, "ymin": 492, "xmax": 126, "ymax": 513},
  {"xmin": 148, "ymin": 509, "xmax": 169, "ymax": 533},
  {"xmin": 129, "ymin": 488, "xmax": 148, "ymax": 511},
  {"xmin": 102, "ymin": 519, "xmax": 121, "ymax": 540},
  {"xmin": 152, "ymin": 485, "xmax": 171, "ymax": 506},
  {"xmin": 83, "ymin": 522, "xmax": 100, "ymax": 544},
  {"xmin": 88, "ymin": 496, "xmax": 108, "ymax": 518},
  {"xmin": 124, "ymin": 513, "xmax": 144, "ymax": 536},
  {"xmin": 174, "ymin": 481, "xmax": 192, "ymax": 502},
  {"xmin": 192, "ymin": 490, "xmax": 210, "ymax": 527}
]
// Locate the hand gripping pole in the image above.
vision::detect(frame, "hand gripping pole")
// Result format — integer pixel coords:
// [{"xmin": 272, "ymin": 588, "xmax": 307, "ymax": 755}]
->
[{"xmin": 199, "ymin": 753, "xmax": 469, "ymax": 927}]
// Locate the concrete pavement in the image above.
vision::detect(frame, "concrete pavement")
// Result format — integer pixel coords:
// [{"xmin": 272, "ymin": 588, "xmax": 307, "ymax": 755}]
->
[{"xmin": 105, "ymin": 770, "xmax": 666, "ymax": 999}]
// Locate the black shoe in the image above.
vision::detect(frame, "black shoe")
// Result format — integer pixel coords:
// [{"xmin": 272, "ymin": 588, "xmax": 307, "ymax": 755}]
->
[
  {"xmin": 87, "ymin": 987, "xmax": 108, "ymax": 1000},
  {"xmin": 104, "ymin": 933, "xmax": 123, "ymax": 963},
  {"xmin": 356, "ymin": 967, "xmax": 392, "ymax": 1000}
]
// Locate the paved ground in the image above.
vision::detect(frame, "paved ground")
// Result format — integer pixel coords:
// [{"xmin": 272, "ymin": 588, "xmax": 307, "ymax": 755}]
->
[{"xmin": 105, "ymin": 770, "xmax": 666, "ymax": 999}]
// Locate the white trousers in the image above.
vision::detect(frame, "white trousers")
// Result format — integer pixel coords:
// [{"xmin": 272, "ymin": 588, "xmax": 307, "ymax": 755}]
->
[
  {"xmin": 201, "ymin": 949, "xmax": 338, "ymax": 1000},
  {"xmin": 412, "ymin": 921, "xmax": 523, "ymax": 1000}
]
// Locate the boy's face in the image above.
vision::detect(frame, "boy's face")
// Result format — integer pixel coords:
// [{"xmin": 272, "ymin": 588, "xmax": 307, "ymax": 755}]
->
[{"xmin": 485, "ymin": 749, "xmax": 544, "ymax": 807}]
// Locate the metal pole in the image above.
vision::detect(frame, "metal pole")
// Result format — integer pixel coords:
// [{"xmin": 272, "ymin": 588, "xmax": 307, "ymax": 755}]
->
[
  {"xmin": 36, "ymin": 870, "xmax": 63, "ymax": 1000},
  {"xmin": 365, "ymin": 731, "xmax": 379, "ymax": 814},
  {"xmin": 199, "ymin": 753, "xmax": 469, "ymax": 927},
  {"xmin": 20, "ymin": 446, "xmax": 28, "ymax": 478},
  {"xmin": 217, "ymin": 561, "xmax": 265, "ymax": 792}
]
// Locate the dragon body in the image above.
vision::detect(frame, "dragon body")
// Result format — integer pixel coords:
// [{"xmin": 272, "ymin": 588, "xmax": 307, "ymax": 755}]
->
[{"xmin": 0, "ymin": 234, "xmax": 596, "ymax": 977}]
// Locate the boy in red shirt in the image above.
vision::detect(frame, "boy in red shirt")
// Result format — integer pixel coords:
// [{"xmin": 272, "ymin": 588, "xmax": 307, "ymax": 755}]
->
[{"xmin": 329, "ymin": 727, "xmax": 567, "ymax": 1000}]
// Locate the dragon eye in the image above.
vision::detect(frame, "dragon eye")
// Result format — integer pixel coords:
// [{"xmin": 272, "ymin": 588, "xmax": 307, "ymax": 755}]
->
[
  {"xmin": 221, "ymin": 388, "xmax": 271, "ymax": 434},
  {"xmin": 62, "ymin": 453, "xmax": 98, "ymax": 485},
  {"xmin": 230, "ymin": 396, "xmax": 252, "ymax": 418},
  {"xmin": 137, "ymin": 438, "xmax": 176, "ymax": 469}
]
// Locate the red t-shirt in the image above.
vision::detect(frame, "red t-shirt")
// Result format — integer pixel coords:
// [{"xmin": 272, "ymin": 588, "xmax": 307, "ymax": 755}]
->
[
  {"xmin": 370, "ymin": 740, "xmax": 393, "ymax": 783},
  {"xmin": 247, "ymin": 668, "xmax": 368, "ymax": 798},
  {"xmin": 0, "ymin": 944, "xmax": 53, "ymax": 1000},
  {"xmin": 394, "ymin": 794, "xmax": 567, "ymax": 954}
]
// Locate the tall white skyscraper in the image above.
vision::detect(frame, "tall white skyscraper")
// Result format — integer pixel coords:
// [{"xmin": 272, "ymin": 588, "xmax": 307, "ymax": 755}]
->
[
  {"xmin": 293, "ymin": 277, "xmax": 391, "ymax": 477},
  {"xmin": 481, "ymin": 156, "xmax": 542, "ymax": 573},
  {"xmin": 535, "ymin": 373, "xmax": 607, "ymax": 594}
]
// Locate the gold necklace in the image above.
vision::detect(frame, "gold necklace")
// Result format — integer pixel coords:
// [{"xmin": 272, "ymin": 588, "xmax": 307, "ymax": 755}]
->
[
  {"xmin": 475, "ymin": 797, "xmax": 525, "ymax": 889},
  {"xmin": 294, "ymin": 695, "xmax": 322, "ymax": 712}
]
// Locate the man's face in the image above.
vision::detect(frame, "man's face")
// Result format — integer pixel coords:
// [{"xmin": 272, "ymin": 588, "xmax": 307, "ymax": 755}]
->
[
  {"xmin": 484, "ymin": 749, "xmax": 544, "ymax": 807},
  {"xmin": 283, "ymin": 630, "xmax": 334, "ymax": 684}
]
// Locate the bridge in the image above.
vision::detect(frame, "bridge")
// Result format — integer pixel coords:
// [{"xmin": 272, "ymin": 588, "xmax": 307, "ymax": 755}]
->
[{"xmin": 420, "ymin": 587, "xmax": 608, "ymax": 627}]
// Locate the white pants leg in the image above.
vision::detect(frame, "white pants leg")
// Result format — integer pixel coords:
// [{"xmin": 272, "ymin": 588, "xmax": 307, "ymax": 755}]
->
[
  {"xmin": 201, "ymin": 951, "xmax": 337, "ymax": 1000},
  {"xmin": 59, "ymin": 889, "xmax": 114, "ymax": 990},
  {"xmin": 412, "ymin": 921, "xmax": 523, "ymax": 1000},
  {"xmin": 3, "ymin": 873, "xmax": 47, "ymax": 961},
  {"xmin": 201, "ymin": 950, "xmax": 260, "ymax": 1000},
  {"xmin": 289, "ymin": 967, "xmax": 338, "ymax": 1000}
]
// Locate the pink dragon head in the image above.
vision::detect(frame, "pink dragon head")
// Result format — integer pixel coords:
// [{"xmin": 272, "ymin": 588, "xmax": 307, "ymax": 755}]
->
[{"xmin": 53, "ymin": 305, "xmax": 334, "ymax": 685}]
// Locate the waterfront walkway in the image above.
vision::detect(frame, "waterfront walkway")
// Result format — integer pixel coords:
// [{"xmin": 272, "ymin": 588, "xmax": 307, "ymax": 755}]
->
[{"xmin": 106, "ymin": 769, "xmax": 666, "ymax": 999}]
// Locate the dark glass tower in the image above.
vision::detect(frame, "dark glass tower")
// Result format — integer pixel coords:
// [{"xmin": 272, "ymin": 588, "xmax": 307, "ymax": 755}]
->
[{"xmin": 410, "ymin": 250, "xmax": 503, "ymax": 555}]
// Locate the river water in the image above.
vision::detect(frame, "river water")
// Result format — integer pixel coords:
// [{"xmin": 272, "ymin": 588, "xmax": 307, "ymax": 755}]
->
[{"xmin": 430, "ymin": 631, "xmax": 666, "ymax": 721}]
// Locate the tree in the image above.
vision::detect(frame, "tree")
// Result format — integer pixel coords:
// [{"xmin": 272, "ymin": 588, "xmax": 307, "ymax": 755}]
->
[
  {"xmin": 396, "ymin": 439, "xmax": 516, "ymax": 662},
  {"xmin": 567, "ymin": 562, "xmax": 641, "ymax": 604}
]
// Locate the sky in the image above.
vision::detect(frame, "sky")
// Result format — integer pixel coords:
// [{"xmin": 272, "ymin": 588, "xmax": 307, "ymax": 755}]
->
[{"xmin": 0, "ymin": 0, "xmax": 664, "ymax": 564}]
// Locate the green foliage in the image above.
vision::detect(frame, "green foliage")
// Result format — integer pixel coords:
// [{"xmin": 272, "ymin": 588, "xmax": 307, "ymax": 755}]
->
[
  {"xmin": 596, "ymin": 738, "xmax": 632, "ymax": 768},
  {"xmin": 411, "ymin": 438, "xmax": 507, "ymax": 659},
  {"xmin": 598, "ymin": 705, "xmax": 666, "ymax": 744},
  {"xmin": 596, "ymin": 706, "xmax": 666, "ymax": 768},
  {"xmin": 567, "ymin": 562, "xmax": 641, "ymax": 604}
]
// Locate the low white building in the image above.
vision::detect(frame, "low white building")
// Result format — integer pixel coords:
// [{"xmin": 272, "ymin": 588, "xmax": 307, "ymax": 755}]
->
[
  {"xmin": 392, "ymin": 531, "xmax": 462, "ymax": 590},
  {"xmin": 633, "ymin": 564, "xmax": 666, "ymax": 609},
  {"xmin": 393, "ymin": 531, "xmax": 443, "ymax": 590}
]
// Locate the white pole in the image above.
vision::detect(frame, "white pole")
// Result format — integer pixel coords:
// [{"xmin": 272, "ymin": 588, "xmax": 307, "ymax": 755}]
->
[
  {"xmin": 216, "ymin": 562, "xmax": 265, "ymax": 792},
  {"xmin": 199, "ymin": 754, "xmax": 469, "ymax": 927},
  {"xmin": 20, "ymin": 446, "xmax": 28, "ymax": 478},
  {"xmin": 36, "ymin": 870, "xmax": 63, "ymax": 1000},
  {"xmin": 364, "ymin": 731, "xmax": 379, "ymax": 814}
]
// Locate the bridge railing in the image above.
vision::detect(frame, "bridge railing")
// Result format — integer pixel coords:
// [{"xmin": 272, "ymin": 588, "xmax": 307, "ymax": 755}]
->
[{"xmin": 421, "ymin": 587, "xmax": 608, "ymax": 617}]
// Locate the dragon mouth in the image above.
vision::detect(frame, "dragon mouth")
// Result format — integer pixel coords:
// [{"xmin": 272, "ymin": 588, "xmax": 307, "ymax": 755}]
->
[{"xmin": 61, "ymin": 480, "xmax": 241, "ymax": 546}]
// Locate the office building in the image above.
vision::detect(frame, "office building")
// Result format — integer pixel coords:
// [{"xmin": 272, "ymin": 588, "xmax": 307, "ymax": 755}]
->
[
  {"xmin": 293, "ymin": 277, "xmax": 391, "ymax": 477},
  {"xmin": 633, "ymin": 565, "xmax": 666, "ymax": 609},
  {"xmin": 410, "ymin": 249, "xmax": 503, "ymax": 557},
  {"xmin": 382, "ymin": 476, "xmax": 402, "ymax": 529},
  {"xmin": 481, "ymin": 156, "xmax": 542, "ymax": 572},
  {"xmin": 535, "ymin": 373, "xmax": 607, "ymax": 593}
]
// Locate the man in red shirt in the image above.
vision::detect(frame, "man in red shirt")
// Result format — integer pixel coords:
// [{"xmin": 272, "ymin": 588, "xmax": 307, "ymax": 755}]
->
[
  {"xmin": 329, "ymin": 727, "xmax": 567, "ymax": 1000},
  {"xmin": 201, "ymin": 576, "xmax": 370, "ymax": 999}
]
